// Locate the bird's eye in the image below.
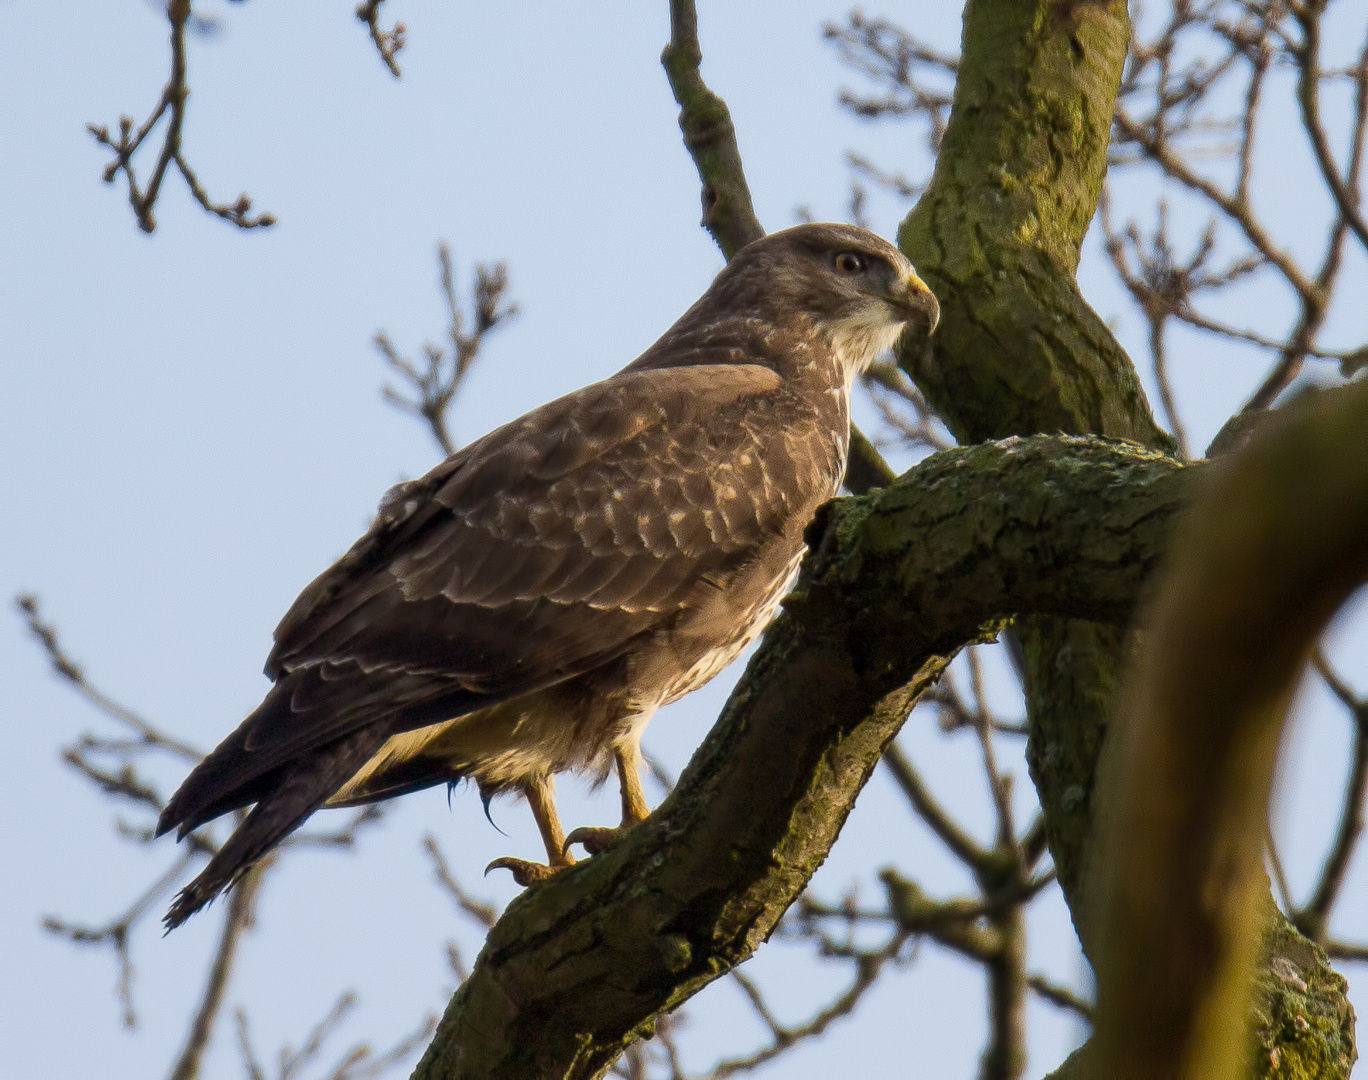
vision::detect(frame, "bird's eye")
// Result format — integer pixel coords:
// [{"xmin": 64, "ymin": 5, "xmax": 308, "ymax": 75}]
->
[{"xmin": 833, "ymin": 251, "xmax": 867, "ymax": 275}]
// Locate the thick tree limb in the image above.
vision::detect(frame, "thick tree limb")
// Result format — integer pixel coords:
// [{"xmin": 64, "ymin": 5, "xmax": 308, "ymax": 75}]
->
[
  {"xmin": 891, "ymin": 0, "xmax": 1172, "ymax": 923},
  {"xmin": 409, "ymin": 435, "xmax": 1186, "ymax": 1080},
  {"xmin": 1092, "ymin": 380, "xmax": 1368, "ymax": 1080}
]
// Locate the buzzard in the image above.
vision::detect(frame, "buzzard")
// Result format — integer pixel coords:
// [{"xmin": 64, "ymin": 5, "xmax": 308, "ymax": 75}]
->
[{"xmin": 158, "ymin": 223, "xmax": 938, "ymax": 928}]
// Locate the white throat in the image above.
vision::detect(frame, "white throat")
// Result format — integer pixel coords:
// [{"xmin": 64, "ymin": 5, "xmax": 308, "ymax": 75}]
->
[{"xmin": 827, "ymin": 309, "xmax": 908, "ymax": 388}]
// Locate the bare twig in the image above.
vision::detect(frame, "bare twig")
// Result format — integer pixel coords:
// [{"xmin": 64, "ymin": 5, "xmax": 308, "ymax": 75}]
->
[
  {"xmin": 1292, "ymin": 9, "xmax": 1368, "ymax": 255},
  {"xmin": 882, "ymin": 742, "xmax": 987, "ymax": 868},
  {"xmin": 699, "ymin": 941, "xmax": 907, "ymax": 1078},
  {"xmin": 167, "ymin": 862, "xmax": 267, "ymax": 1080},
  {"xmin": 356, "ymin": 0, "xmax": 407, "ymax": 78},
  {"xmin": 824, "ymin": 11, "xmax": 957, "ymax": 154},
  {"xmin": 423, "ymin": 834, "xmax": 500, "ymax": 930},
  {"xmin": 289, "ymin": 806, "xmax": 386, "ymax": 850},
  {"xmin": 1327, "ymin": 940, "xmax": 1368, "ymax": 962},
  {"xmin": 860, "ymin": 361, "xmax": 953, "ymax": 454},
  {"xmin": 375, "ymin": 245, "xmax": 518, "ymax": 456},
  {"xmin": 1266, "ymin": 821, "xmax": 1296, "ymax": 916},
  {"xmin": 17, "ymin": 594, "xmax": 203, "ymax": 761},
  {"xmin": 237, "ymin": 995, "xmax": 434, "ymax": 1080},
  {"xmin": 1026, "ymin": 974, "xmax": 1095, "ymax": 1021},
  {"xmin": 282, "ymin": 991, "xmax": 358, "ymax": 1079},
  {"xmin": 327, "ymin": 1012, "xmax": 438, "ymax": 1080},
  {"xmin": 43, "ymin": 849, "xmax": 197, "ymax": 1028},
  {"xmin": 86, "ymin": 0, "xmax": 274, "ymax": 233},
  {"xmin": 1295, "ymin": 651, "xmax": 1368, "ymax": 941}
]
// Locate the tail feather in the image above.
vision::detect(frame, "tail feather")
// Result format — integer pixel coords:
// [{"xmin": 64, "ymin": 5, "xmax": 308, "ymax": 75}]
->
[{"xmin": 163, "ymin": 726, "xmax": 391, "ymax": 930}]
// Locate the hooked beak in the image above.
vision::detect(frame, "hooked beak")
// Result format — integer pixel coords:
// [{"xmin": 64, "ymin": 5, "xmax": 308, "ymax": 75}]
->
[{"xmin": 889, "ymin": 271, "xmax": 940, "ymax": 335}]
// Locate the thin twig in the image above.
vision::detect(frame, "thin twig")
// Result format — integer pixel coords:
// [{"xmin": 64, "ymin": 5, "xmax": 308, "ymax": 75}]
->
[
  {"xmin": 356, "ymin": 0, "xmax": 407, "ymax": 77},
  {"xmin": 17, "ymin": 594, "xmax": 203, "ymax": 761},
  {"xmin": 424, "ymin": 834, "xmax": 500, "ymax": 929},
  {"xmin": 882, "ymin": 742, "xmax": 987, "ymax": 868},
  {"xmin": 86, "ymin": 0, "xmax": 274, "ymax": 233},
  {"xmin": 1026, "ymin": 974, "xmax": 1095, "ymax": 1021},
  {"xmin": 1295, "ymin": 651, "xmax": 1368, "ymax": 940},
  {"xmin": 376, "ymin": 245, "xmax": 517, "ymax": 457},
  {"xmin": 701, "ymin": 940, "xmax": 906, "ymax": 1077},
  {"xmin": 167, "ymin": 861, "xmax": 268, "ymax": 1080},
  {"xmin": 43, "ymin": 848, "xmax": 197, "ymax": 1028},
  {"xmin": 1327, "ymin": 940, "xmax": 1368, "ymax": 962},
  {"xmin": 1292, "ymin": 10, "xmax": 1368, "ymax": 255}
]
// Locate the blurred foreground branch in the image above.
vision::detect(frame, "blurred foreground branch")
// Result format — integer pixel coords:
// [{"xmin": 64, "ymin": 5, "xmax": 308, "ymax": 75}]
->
[{"xmin": 1093, "ymin": 380, "xmax": 1368, "ymax": 1079}]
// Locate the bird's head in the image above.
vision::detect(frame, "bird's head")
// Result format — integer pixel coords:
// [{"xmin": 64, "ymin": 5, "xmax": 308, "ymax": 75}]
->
[{"xmin": 729, "ymin": 222, "xmax": 940, "ymax": 378}]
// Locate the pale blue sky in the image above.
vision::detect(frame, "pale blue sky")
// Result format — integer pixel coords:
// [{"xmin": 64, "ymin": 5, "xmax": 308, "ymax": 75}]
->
[{"xmin": 2, "ymin": 2, "xmax": 1364, "ymax": 1078}]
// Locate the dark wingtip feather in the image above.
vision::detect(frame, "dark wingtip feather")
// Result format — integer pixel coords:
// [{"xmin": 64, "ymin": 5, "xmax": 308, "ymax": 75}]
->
[
  {"xmin": 163, "ymin": 876, "xmax": 225, "ymax": 932},
  {"xmin": 164, "ymin": 727, "xmax": 394, "ymax": 930}
]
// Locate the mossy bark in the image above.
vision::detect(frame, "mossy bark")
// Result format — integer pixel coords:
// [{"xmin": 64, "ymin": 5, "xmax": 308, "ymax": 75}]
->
[
  {"xmin": 892, "ymin": 2, "xmax": 1352, "ymax": 1077},
  {"xmin": 897, "ymin": 0, "xmax": 1168, "ymax": 450}
]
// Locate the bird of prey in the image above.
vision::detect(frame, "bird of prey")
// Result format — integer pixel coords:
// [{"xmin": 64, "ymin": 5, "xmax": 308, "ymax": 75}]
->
[{"xmin": 157, "ymin": 223, "xmax": 939, "ymax": 928}]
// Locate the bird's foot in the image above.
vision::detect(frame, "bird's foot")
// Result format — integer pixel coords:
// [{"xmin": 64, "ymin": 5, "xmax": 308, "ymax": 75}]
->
[
  {"xmin": 484, "ymin": 856, "xmax": 569, "ymax": 887},
  {"xmin": 563, "ymin": 824, "xmax": 634, "ymax": 857}
]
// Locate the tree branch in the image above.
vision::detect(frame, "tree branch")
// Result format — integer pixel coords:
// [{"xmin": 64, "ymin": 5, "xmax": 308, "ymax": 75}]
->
[
  {"xmin": 1293, "ymin": 7, "xmax": 1368, "ymax": 256},
  {"xmin": 898, "ymin": 0, "xmax": 1171, "ymax": 451},
  {"xmin": 659, "ymin": 0, "xmax": 762, "ymax": 261},
  {"xmin": 356, "ymin": 0, "xmax": 407, "ymax": 78},
  {"xmin": 881, "ymin": 744, "xmax": 987, "ymax": 869},
  {"xmin": 167, "ymin": 861, "xmax": 267, "ymax": 1080},
  {"xmin": 1295, "ymin": 651, "xmax": 1368, "ymax": 942},
  {"xmin": 17, "ymin": 593, "xmax": 203, "ymax": 762},
  {"xmin": 409, "ymin": 435, "xmax": 1187, "ymax": 1079},
  {"xmin": 87, "ymin": 0, "xmax": 274, "ymax": 233}
]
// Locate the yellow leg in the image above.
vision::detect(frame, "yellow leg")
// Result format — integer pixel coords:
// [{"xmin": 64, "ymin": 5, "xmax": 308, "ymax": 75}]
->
[
  {"xmin": 616, "ymin": 742, "xmax": 651, "ymax": 828},
  {"xmin": 564, "ymin": 742, "xmax": 652, "ymax": 856},
  {"xmin": 526, "ymin": 774, "xmax": 574, "ymax": 867}
]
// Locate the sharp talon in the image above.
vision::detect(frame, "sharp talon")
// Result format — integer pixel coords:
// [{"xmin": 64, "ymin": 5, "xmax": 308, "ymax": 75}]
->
[
  {"xmin": 484, "ymin": 856, "xmax": 563, "ymax": 887},
  {"xmin": 480, "ymin": 789, "xmax": 508, "ymax": 836},
  {"xmin": 564, "ymin": 825, "xmax": 628, "ymax": 857}
]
